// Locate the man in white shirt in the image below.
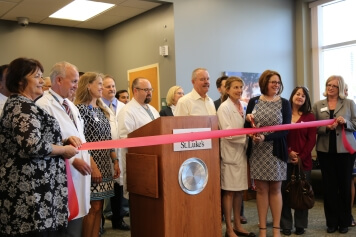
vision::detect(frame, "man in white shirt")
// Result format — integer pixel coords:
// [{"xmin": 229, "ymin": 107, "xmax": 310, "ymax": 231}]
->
[
  {"xmin": 36, "ymin": 61, "xmax": 92, "ymax": 237},
  {"xmin": 175, "ymin": 67, "xmax": 216, "ymax": 116},
  {"xmin": 101, "ymin": 75, "xmax": 130, "ymax": 231},
  {"xmin": 0, "ymin": 64, "xmax": 9, "ymax": 112},
  {"xmin": 118, "ymin": 78, "xmax": 160, "ymax": 199}
]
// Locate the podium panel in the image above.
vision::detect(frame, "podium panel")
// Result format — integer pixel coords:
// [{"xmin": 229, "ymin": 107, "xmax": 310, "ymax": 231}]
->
[{"xmin": 127, "ymin": 116, "xmax": 221, "ymax": 237}]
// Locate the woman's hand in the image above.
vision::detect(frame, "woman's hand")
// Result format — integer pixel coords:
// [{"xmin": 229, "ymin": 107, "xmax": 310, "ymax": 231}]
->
[
  {"xmin": 64, "ymin": 136, "xmax": 83, "ymax": 148},
  {"xmin": 252, "ymin": 134, "xmax": 264, "ymax": 144},
  {"xmin": 62, "ymin": 145, "xmax": 79, "ymax": 159},
  {"xmin": 336, "ymin": 116, "xmax": 346, "ymax": 125},
  {"xmin": 113, "ymin": 161, "xmax": 120, "ymax": 179},
  {"xmin": 327, "ymin": 120, "xmax": 338, "ymax": 130},
  {"xmin": 91, "ymin": 165, "xmax": 102, "ymax": 183},
  {"xmin": 246, "ymin": 113, "xmax": 254, "ymax": 123}
]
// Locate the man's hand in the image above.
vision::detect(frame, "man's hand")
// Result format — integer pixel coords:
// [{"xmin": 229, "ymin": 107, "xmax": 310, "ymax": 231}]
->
[{"xmin": 72, "ymin": 158, "xmax": 92, "ymax": 176}]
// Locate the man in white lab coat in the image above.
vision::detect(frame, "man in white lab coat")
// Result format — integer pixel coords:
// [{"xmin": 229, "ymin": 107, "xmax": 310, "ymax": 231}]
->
[
  {"xmin": 100, "ymin": 75, "xmax": 130, "ymax": 230},
  {"xmin": 118, "ymin": 77, "xmax": 160, "ymax": 199},
  {"xmin": 36, "ymin": 61, "xmax": 92, "ymax": 237}
]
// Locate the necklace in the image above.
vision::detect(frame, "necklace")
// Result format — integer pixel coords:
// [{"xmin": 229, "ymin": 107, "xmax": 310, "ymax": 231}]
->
[
  {"xmin": 263, "ymin": 94, "xmax": 276, "ymax": 102},
  {"xmin": 234, "ymin": 101, "xmax": 244, "ymax": 118}
]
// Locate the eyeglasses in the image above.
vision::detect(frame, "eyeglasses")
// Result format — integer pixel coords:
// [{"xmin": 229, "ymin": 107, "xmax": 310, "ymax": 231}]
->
[
  {"xmin": 326, "ymin": 84, "xmax": 339, "ymax": 89},
  {"xmin": 269, "ymin": 81, "xmax": 281, "ymax": 85},
  {"xmin": 175, "ymin": 92, "xmax": 184, "ymax": 95},
  {"xmin": 136, "ymin": 88, "xmax": 154, "ymax": 93},
  {"xmin": 295, "ymin": 86, "xmax": 309, "ymax": 92}
]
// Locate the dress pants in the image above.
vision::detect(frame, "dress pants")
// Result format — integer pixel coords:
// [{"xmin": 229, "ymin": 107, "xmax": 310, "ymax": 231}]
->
[
  {"xmin": 318, "ymin": 152, "xmax": 356, "ymax": 229},
  {"xmin": 281, "ymin": 164, "xmax": 311, "ymax": 230},
  {"xmin": 110, "ymin": 182, "xmax": 125, "ymax": 225}
]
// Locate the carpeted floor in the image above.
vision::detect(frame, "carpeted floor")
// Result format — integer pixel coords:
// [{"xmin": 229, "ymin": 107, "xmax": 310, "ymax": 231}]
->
[{"xmin": 101, "ymin": 198, "xmax": 356, "ymax": 237}]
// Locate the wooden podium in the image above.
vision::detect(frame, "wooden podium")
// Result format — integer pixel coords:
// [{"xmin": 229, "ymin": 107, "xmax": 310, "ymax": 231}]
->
[{"xmin": 127, "ymin": 116, "xmax": 221, "ymax": 237}]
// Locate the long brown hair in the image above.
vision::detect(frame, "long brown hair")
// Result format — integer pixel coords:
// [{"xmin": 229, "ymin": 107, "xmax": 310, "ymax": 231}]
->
[{"xmin": 74, "ymin": 72, "xmax": 109, "ymax": 119}]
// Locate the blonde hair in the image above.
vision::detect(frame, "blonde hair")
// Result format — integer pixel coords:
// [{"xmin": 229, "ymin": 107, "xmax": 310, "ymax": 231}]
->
[
  {"xmin": 74, "ymin": 72, "xmax": 109, "ymax": 118},
  {"xmin": 322, "ymin": 75, "xmax": 346, "ymax": 99},
  {"xmin": 166, "ymin": 85, "xmax": 182, "ymax": 106}
]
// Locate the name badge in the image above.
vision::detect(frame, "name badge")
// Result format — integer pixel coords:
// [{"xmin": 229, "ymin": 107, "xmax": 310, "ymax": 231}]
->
[{"xmin": 320, "ymin": 107, "xmax": 328, "ymax": 112}]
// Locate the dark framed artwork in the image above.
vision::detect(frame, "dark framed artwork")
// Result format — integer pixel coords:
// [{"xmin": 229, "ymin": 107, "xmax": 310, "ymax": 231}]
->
[{"xmin": 223, "ymin": 71, "xmax": 261, "ymax": 103}]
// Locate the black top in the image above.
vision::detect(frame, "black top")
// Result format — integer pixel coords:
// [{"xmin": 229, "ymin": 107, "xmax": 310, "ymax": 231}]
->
[{"xmin": 159, "ymin": 106, "xmax": 174, "ymax": 116}]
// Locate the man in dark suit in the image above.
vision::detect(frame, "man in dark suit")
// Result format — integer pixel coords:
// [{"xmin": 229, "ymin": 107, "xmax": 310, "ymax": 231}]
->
[{"xmin": 214, "ymin": 76, "xmax": 228, "ymax": 110}]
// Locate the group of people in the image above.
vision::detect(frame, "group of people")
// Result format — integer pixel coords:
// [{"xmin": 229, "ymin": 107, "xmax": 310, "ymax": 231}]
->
[
  {"xmin": 0, "ymin": 58, "xmax": 132, "ymax": 237},
  {"xmin": 215, "ymin": 71, "xmax": 356, "ymax": 237},
  {"xmin": 0, "ymin": 58, "xmax": 356, "ymax": 237}
]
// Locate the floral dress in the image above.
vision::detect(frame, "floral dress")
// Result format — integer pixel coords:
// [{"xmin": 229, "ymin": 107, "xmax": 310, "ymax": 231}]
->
[
  {"xmin": 77, "ymin": 104, "xmax": 114, "ymax": 200},
  {"xmin": 0, "ymin": 95, "xmax": 67, "ymax": 236}
]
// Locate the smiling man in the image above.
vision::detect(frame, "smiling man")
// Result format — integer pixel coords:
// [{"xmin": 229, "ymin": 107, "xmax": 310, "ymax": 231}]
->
[
  {"xmin": 36, "ymin": 61, "xmax": 92, "ymax": 237},
  {"xmin": 175, "ymin": 67, "xmax": 216, "ymax": 116}
]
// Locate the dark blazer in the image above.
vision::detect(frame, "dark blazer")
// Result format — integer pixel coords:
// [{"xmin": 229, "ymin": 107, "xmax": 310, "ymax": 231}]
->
[
  {"xmin": 159, "ymin": 106, "xmax": 174, "ymax": 116},
  {"xmin": 214, "ymin": 98, "xmax": 221, "ymax": 111},
  {"xmin": 312, "ymin": 98, "xmax": 356, "ymax": 153},
  {"xmin": 244, "ymin": 96, "xmax": 291, "ymax": 162}
]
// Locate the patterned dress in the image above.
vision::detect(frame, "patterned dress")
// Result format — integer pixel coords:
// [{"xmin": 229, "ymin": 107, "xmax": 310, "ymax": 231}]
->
[
  {"xmin": 77, "ymin": 104, "xmax": 114, "ymax": 200},
  {"xmin": 0, "ymin": 95, "xmax": 67, "ymax": 235},
  {"xmin": 249, "ymin": 99, "xmax": 287, "ymax": 181}
]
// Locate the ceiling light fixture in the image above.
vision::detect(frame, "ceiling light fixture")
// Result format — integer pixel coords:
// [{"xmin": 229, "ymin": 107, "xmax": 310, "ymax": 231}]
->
[{"xmin": 50, "ymin": 0, "xmax": 115, "ymax": 21}]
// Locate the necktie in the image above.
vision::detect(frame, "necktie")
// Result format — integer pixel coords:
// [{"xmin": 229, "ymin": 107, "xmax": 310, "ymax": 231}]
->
[
  {"xmin": 62, "ymin": 99, "xmax": 79, "ymax": 220},
  {"xmin": 63, "ymin": 100, "xmax": 77, "ymax": 129},
  {"xmin": 143, "ymin": 105, "xmax": 155, "ymax": 120}
]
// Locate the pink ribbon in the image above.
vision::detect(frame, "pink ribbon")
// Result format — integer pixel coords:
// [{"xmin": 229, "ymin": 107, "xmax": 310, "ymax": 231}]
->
[
  {"xmin": 341, "ymin": 125, "xmax": 356, "ymax": 154},
  {"xmin": 79, "ymin": 119, "xmax": 336, "ymax": 151},
  {"xmin": 66, "ymin": 159, "xmax": 79, "ymax": 221}
]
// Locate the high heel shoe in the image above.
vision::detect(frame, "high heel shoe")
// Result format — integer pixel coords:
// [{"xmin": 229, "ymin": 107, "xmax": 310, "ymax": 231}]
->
[{"xmin": 233, "ymin": 229, "xmax": 256, "ymax": 237}]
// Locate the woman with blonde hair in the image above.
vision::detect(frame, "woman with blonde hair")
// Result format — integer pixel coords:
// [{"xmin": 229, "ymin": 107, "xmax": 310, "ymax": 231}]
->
[
  {"xmin": 159, "ymin": 85, "xmax": 184, "ymax": 116},
  {"xmin": 313, "ymin": 76, "xmax": 356, "ymax": 234},
  {"xmin": 75, "ymin": 72, "xmax": 120, "ymax": 237}
]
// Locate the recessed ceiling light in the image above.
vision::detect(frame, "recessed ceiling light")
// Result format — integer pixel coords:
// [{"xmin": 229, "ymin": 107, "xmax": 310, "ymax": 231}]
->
[{"xmin": 50, "ymin": 0, "xmax": 115, "ymax": 21}]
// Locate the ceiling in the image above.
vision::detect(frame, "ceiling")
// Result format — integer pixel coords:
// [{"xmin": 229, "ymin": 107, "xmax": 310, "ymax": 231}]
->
[{"xmin": 0, "ymin": 0, "xmax": 162, "ymax": 30}]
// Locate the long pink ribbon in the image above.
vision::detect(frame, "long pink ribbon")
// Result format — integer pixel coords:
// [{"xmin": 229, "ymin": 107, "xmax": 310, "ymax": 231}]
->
[
  {"xmin": 341, "ymin": 125, "xmax": 356, "ymax": 154},
  {"xmin": 79, "ymin": 119, "xmax": 336, "ymax": 151},
  {"xmin": 66, "ymin": 159, "xmax": 79, "ymax": 221}
]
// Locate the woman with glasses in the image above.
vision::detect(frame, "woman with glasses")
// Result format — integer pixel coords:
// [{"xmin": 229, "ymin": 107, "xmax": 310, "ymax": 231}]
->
[
  {"xmin": 312, "ymin": 75, "xmax": 356, "ymax": 234},
  {"xmin": 280, "ymin": 86, "xmax": 316, "ymax": 236},
  {"xmin": 244, "ymin": 70, "xmax": 291, "ymax": 237},
  {"xmin": 159, "ymin": 85, "xmax": 184, "ymax": 116}
]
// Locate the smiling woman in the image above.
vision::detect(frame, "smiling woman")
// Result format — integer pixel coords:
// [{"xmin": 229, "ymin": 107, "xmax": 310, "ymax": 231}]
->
[{"xmin": 0, "ymin": 57, "xmax": 79, "ymax": 236}]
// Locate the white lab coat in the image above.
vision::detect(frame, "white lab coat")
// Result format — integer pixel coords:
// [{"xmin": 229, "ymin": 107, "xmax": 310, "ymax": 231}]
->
[
  {"xmin": 101, "ymin": 98, "xmax": 125, "ymax": 185},
  {"xmin": 217, "ymin": 97, "xmax": 248, "ymax": 191},
  {"xmin": 36, "ymin": 90, "xmax": 91, "ymax": 219},
  {"xmin": 117, "ymin": 98, "xmax": 160, "ymax": 198}
]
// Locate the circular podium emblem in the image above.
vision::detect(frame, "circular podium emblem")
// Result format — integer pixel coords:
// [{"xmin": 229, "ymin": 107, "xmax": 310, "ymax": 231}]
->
[{"xmin": 178, "ymin": 158, "xmax": 208, "ymax": 195}]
